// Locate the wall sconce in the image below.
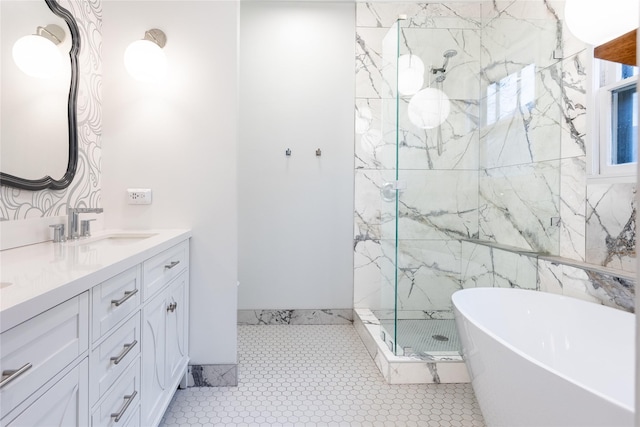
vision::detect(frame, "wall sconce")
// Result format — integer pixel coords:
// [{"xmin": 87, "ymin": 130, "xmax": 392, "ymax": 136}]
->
[
  {"xmin": 564, "ymin": 0, "xmax": 639, "ymax": 45},
  {"xmin": 12, "ymin": 24, "xmax": 65, "ymax": 79},
  {"xmin": 124, "ymin": 29, "xmax": 167, "ymax": 82}
]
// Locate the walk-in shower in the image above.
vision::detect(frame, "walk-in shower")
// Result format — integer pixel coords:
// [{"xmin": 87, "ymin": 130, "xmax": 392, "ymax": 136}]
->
[{"xmin": 363, "ymin": 6, "xmax": 563, "ymax": 363}]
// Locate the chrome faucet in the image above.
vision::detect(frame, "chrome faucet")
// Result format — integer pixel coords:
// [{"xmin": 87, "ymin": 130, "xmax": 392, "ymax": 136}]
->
[{"xmin": 68, "ymin": 207, "xmax": 103, "ymax": 239}]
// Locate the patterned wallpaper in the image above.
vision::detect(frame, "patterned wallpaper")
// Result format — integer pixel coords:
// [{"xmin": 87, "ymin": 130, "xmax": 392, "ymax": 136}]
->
[{"xmin": 0, "ymin": 0, "xmax": 102, "ymax": 221}]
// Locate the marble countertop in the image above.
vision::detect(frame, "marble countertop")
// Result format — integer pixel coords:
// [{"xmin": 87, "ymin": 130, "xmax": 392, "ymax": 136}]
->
[{"xmin": 0, "ymin": 229, "xmax": 191, "ymax": 332}]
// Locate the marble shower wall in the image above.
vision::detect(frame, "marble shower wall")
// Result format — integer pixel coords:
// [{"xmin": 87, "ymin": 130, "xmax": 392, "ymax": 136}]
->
[
  {"xmin": 354, "ymin": 1, "xmax": 636, "ymax": 317},
  {"xmin": 0, "ymin": 0, "xmax": 102, "ymax": 221},
  {"xmin": 354, "ymin": 2, "xmax": 483, "ymax": 314}
]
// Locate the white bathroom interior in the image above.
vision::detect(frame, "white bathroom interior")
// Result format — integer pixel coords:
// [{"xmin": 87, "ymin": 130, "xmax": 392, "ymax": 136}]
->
[{"xmin": 0, "ymin": 0, "xmax": 639, "ymax": 425}]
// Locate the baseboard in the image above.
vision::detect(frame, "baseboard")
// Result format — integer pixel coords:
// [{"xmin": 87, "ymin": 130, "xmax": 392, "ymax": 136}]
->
[
  {"xmin": 237, "ymin": 309, "xmax": 353, "ymax": 325},
  {"xmin": 188, "ymin": 364, "xmax": 238, "ymax": 387}
]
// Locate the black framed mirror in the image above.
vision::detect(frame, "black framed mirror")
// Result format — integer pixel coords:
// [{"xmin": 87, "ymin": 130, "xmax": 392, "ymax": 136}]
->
[{"xmin": 0, "ymin": 0, "xmax": 80, "ymax": 191}]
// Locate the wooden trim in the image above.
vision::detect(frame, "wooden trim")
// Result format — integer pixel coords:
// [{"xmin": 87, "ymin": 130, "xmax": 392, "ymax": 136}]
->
[{"xmin": 594, "ymin": 28, "xmax": 637, "ymax": 66}]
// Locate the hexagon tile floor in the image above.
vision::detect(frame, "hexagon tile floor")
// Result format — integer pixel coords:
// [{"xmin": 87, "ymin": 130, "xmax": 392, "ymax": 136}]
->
[{"xmin": 160, "ymin": 324, "xmax": 486, "ymax": 427}]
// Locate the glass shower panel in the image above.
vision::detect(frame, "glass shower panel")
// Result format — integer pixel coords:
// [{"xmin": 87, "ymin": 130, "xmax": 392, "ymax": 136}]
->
[
  {"xmin": 377, "ymin": 20, "xmax": 401, "ymax": 353},
  {"xmin": 391, "ymin": 18, "xmax": 483, "ymax": 357},
  {"xmin": 478, "ymin": 16, "xmax": 563, "ymax": 256},
  {"xmin": 372, "ymin": 3, "xmax": 563, "ymax": 359}
]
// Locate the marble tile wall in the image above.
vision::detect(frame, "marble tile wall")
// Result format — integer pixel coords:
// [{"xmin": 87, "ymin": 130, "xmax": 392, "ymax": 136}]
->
[
  {"xmin": 354, "ymin": 0, "xmax": 636, "ymax": 322},
  {"xmin": 237, "ymin": 309, "xmax": 353, "ymax": 325},
  {"xmin": 354, "ymin": 2, "xmax": 482, "ymax": 316}
]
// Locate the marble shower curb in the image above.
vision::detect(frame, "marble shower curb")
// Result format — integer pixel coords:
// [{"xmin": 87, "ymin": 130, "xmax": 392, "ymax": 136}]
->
[{"xmin": 353, "ymin": 309, "xmax": 470, "ymax": 385}]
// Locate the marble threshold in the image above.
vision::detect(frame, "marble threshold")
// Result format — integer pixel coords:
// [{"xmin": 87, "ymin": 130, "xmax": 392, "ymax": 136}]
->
[{"xmin": 353, "ymin": 308, "xmax": 470, "ymax": 385}]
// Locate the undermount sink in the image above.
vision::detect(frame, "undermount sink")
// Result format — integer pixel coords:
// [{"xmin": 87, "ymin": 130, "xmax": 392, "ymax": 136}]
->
[{"xmin": 67, "ymin": 233, "xmax": 158, "ymax": 247}]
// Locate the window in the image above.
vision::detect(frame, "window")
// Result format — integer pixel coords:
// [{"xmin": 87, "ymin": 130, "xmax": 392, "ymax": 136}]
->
[{"xmin": 594, "ymin": 60, "xmax": 638, "ymax": 177}]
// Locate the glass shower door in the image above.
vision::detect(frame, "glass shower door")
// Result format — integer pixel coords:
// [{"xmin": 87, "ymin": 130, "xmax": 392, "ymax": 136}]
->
[{"xmin": 377, "ymin": 20, "xmax": 401, "ymax": 354}]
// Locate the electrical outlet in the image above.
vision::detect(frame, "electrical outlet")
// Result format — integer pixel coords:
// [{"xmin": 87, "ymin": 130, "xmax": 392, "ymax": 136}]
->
[{"xmin": 127, "ymin": 188, "xmax": 152, "ymax": 205}]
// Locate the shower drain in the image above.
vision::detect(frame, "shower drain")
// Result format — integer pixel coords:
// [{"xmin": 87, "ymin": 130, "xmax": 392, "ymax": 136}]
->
[{"xmin": 432, "ymin": 334, "xmax": 449, "ymax": 342}]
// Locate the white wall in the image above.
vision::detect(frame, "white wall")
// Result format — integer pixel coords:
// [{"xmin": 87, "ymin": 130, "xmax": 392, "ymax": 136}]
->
[
  {"xmin": 237, "ymin": 2, "xmax": 355, "ymax": 310},
  {"xmin": 101, "ymin": 1, "xmax": 238, "ymax": 365}
]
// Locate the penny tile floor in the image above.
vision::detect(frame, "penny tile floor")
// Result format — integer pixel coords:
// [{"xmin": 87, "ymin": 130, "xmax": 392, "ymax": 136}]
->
[{"xmin": 160, "ymin": 325, "xmax": 485, "ymax": 427}]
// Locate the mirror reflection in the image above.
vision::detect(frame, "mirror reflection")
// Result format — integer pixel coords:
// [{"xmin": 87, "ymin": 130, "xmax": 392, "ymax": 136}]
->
[{"xmin": 0, "ymin": 0, "xmax": 76, "ymax": 188}]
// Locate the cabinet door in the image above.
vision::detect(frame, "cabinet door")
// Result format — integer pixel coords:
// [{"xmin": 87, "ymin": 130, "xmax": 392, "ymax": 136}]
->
[
  {"xmin": 4, "ymin": 359, "xmax": 88, "ymax": 427},
  {"xmin": 165, "ymin": 273, "xmax": 188, "ymax": 387},
  {"xmin": 140, "ymin": 292, "xmax": 166, "ymax": 427}
]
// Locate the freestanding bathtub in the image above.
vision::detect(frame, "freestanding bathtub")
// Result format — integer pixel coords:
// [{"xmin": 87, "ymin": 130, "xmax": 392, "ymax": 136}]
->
[{"xmin": 452, "ymin": 287, "xmax": 634, "ymax": 427}]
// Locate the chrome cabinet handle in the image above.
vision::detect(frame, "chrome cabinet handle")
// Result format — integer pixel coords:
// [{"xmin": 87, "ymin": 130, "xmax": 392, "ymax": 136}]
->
[
  {"xmin": 166, "ymin": 302, "xmax": 177, "ymax": 313},
  {"xmin": 0, "ymin": 363, "xmax": 32, "ymax": 388},
  {"xmin": 111, "ymin": 390, "xmax": 137, "ymax": 422},
  {"xmin": 164, "ymin": 260, "xmax": 180, "ymax": 270},
  {"xmin": 111, "ymin": 289, "xmax": 138, "ymax": 307},
  {"xmin": 110, "ymin": 340, "xmax": 138, "ymax": 365}
]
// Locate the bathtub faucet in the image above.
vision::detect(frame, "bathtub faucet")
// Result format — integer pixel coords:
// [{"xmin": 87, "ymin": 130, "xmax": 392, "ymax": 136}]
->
[{"xmin": 68, "ymin": 207, "xmax": 103, "ymax": 239}]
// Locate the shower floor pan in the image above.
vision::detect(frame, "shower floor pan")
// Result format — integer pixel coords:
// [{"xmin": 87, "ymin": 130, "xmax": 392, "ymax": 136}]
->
[{"xmin": 353, "ymin": 309, "xmax": 470, "ymax": 384}]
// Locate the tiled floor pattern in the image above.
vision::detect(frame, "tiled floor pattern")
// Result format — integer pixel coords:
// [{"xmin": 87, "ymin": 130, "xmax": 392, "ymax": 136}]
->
[{"xmin": 160, "ymin": 325, "xmax": 486, "ymax": 427}]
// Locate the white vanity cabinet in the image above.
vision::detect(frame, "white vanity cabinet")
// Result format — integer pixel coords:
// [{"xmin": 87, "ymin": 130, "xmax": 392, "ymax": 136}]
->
[
  {"xmin": 0, "ymin": 231, "xmax": 191, "ymax": 427},
  {"xmin": 0, "ymin": 294, "xmax": 89, "ymax": 426},
  {"xmin": 141, "ymin": 242, "xmax": 189, "ymax": 427}
]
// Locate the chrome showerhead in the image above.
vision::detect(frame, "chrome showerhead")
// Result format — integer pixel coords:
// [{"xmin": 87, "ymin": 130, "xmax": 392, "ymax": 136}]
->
[
  {"xmin": 443, "ymin": 49, "xmax": 458, "ymax": 59},
  {"xmin": 431, "ymin": 49, "xmax": 458, "ymax": 76}
]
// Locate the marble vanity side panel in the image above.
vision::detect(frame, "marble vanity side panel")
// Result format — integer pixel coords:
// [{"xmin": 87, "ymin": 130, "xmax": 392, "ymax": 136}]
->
[
  {"xmin": 188, "ymin": 365, "xmax": 238, "ymax": 387},
  {"xmin": 237, "ymin": 309, "xmax": 353, "ymax": 326},
  {"xmin": 0, "ymin": 0, "xmax": 102, "ymax": 220},
  {"xmin": 585, "ymin": 183, "xmax": 636, "ymax": 273}
]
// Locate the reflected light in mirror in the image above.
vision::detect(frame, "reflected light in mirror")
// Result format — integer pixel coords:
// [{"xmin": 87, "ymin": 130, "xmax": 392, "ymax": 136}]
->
[
  {"xmin": 397, "ymin": 54, "xmax": 424, "ymax": 96},
  {"xmin": 12, "ymin": 25, "xmax": 65, "ymax": 79},
  {"xmin": 564, "ymin": 0, "xmax": 639, "ymax": 46},
  {"xmin": 124, "ymin": 29, "xmax": 167, "ymax": 82},
  {"xmin": 408, "ymin": 87, "xmax": 451, "ymax": 129}
]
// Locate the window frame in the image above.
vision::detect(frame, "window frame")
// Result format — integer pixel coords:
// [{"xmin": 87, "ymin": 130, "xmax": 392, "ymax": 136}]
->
[{"xmin": 588, "ymin": 56, "xmax": 638, "ymax": 182}]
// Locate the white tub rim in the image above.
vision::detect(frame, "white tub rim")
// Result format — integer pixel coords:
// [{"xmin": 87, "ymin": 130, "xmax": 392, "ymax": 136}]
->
[{"xmin": 452, "ymin": 287, "xmax": 635, "ymax": 414}]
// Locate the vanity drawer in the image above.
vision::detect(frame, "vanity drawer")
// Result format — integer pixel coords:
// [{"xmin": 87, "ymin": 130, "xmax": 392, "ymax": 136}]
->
[
  {"xmin": 142, "ymin": 241, "xmax": 188, "ymax": 300},
  {"xmin": 0, "ymin": 293, "xmax": 89, "ymax": 419},
  {"xmin": 92, "ymin": 266, "xmax": 141, "ymax": 341},
  {"xmin": 92, "ymin": 357, "xmax": 140, "ymax": 427},
  {"xmin": 90, "ymin": 313, "xmax": 141, "ymax": 405},
  {"xmin": 4, "ymin": 359, "xmax": 88, "ymax": 427}
]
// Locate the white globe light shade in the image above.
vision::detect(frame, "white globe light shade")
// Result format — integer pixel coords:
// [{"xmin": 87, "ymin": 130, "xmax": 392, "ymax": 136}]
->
[
  {"xmin": 397, "ymin": 54, "xmax": 425, "ymax": 96},
  {"xmin": 564, "ymin": 0, "xmax": 639, "ymax": 45},
  {"xmin": 124, "ymin": 39, "xmax": 167, "ymax": 82},
  {"xmin": 12, "ymin": 35, "xmax": 62, "ymax": 79},
  {"xmin": 408, "ymin": 88, "xmax": 451, "ymax": 129}
]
